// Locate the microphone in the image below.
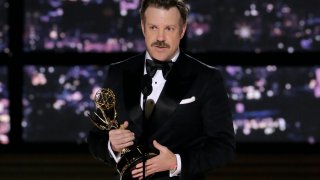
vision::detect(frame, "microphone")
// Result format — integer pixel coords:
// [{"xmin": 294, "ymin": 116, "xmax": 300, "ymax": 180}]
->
[
  {"xmin": 141, "ymin": 74, "xmax": 153, "ymax": 180},
  {"xmin": 141, "ymin": 74, "xmax": 154, "ymax": 118},
  {"xmin": 144, "ymin": 99, "xmax": 155, "ymax": 119},
  {"xmin": 141, "ymin": 74, "xmax": 152, "ymax": 97}
]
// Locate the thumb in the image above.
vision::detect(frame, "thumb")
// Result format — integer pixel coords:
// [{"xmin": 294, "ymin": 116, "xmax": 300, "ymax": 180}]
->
[
  {"xmin": 120, "ymin": 121, "xmax": 129, "ymax": 129},
  {"xmin": 153, "ymin": 140, "xmax": 166, "ymax": 152}
]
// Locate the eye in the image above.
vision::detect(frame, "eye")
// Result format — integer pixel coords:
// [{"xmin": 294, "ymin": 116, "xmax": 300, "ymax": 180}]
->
[
  {"xmin": 166, "ymin": 27, "xmax": 175, "ymax": 31},
  {"xmin": 150, "ymin": 26, "xmax": 157, "ymax": 30}
]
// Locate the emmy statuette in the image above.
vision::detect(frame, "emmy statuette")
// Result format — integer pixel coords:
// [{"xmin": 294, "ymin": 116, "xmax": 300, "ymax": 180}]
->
[{"xmin": 87, "ymin": 88, "xmax": 157, "ymax": 180}]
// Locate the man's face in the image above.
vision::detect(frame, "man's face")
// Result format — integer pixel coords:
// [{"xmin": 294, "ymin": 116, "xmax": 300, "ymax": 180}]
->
[{"xmin": 141, "ymin": 6, "xmax": 187, "ymax": 61}]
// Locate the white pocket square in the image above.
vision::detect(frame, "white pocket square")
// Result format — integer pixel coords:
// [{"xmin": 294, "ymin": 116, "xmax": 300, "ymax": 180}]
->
[{"xmin": 179, "ymin": 96, "xmax": 196, "ymax": 104}]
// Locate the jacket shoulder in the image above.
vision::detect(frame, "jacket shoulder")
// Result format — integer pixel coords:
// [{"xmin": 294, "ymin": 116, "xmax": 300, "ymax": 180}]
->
[
  {"xmin": 183, "ymin": 53, "xmax": 221, "ymax": 75},
  {"xmin": 109, "ymin": 53, "xmax": 144, "ymax": 70}
]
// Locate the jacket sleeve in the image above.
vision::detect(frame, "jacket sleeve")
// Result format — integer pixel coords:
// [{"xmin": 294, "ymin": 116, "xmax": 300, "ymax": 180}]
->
[{"xmin": 87, "ymin": 127, "xmax": 115, "ymax": 165}]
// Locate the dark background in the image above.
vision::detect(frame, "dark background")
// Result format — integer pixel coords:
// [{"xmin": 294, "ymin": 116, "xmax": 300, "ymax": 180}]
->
[{"xmin": 1, "ymin": 0, "xmax": 320, "ymax": 179}]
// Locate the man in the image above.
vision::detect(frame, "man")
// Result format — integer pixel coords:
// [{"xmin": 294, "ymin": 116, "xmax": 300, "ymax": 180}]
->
[{"xmin": 88, "ymin": 0, "xmax": 236, "ymax": 179}]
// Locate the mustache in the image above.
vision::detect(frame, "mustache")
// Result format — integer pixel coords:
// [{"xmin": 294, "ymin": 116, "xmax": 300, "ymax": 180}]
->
[{"xmin": 151, "ymin": 41, "xmax": 170, "ymax": 48}]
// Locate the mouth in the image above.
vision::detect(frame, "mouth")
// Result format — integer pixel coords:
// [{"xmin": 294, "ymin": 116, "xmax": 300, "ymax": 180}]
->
[
  {"xmin": 154, "ymin": 45, "xmax": 167, "ymax": 49},
  {"xmin": 153, "ymin": 46, "xmax": 168, "ymax": 52}
]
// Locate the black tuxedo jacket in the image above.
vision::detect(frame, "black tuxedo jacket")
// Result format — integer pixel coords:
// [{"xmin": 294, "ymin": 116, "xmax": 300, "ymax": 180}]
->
[{"xmin": 88, "ymin": 52, "xmax": 236, "ymax": 180}]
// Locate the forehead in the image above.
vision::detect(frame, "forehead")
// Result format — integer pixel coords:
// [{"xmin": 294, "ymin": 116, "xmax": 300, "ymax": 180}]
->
[{"xmin": 144, "ymin": 6, "xmax": 181, "ymax": 25}]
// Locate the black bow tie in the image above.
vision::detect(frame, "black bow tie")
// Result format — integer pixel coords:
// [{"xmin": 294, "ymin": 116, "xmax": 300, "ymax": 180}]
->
[{"xmin": 146, "ymin": 59, "xmax": 173, "ymax": 79}]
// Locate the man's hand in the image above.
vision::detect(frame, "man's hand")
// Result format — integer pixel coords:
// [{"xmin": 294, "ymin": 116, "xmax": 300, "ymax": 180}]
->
[
  {"xmin": 109, "ymin": 121, "xmax": 135, "ymax": 153},
  {"xmin": 131, "ymin": 140, "xmax": 177, "ymax": 180}
]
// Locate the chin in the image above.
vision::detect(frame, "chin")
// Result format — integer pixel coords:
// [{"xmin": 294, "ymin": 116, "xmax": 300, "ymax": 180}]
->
[
  {"xmin": 154, "ymin": 56, "xmax": 168, "ymax": 61},
  {"xmin": 150, "ymin": 53, "xmax": 168, "ymax": 61}
]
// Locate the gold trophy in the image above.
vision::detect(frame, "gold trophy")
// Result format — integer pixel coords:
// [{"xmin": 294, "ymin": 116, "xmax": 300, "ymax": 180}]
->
[{"xmin": 87, "ymin": 88, "xmax": 156, "ymax": 180}]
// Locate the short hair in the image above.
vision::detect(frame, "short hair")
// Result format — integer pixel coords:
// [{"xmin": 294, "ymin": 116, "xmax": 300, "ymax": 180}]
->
[{"xmin": 140, "ymin": 0, "xmax": 189, "ymax": 24}]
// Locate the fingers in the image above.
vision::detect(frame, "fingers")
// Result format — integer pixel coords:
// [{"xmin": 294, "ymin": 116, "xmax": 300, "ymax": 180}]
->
[
  {"xmin": 131, "ymin": 162, "xmax": 156, "ymax": 179},
  {"xmin": 109, "ymin": 131, "xmax": 135, "ymax": 151},
  {"xmin": 135, "ymin": 159, "xmax": 153, "ymax": 169},
  {"xmin": 132, "ymin": 156, "xmax": 158, "ymax": 179},
  {"xmin": 109, "ymin": 121, "xmax": 134, "ymax": 152},
  {"xmin": 130, "ymin": 141, "xmax": 176, "ymax": 179},
  {"xmin": 109, "ymin": 129, "xmax": 133, "ymax": 139},
  {"xmin": 111, "ymin": 138, "xmax": 134, "ymax": 152}
]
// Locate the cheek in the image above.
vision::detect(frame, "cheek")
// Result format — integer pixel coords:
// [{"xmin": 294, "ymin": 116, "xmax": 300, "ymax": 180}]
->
[
  {"xmin": 145, "ymin": 32, "xmax": 155, "ymax": 41},
  {"xmin": 169, "ymin": 35, "xmax": 181, "ymax": 45},
  {"xmin": 143, "ymin": 35, "xmax": 152, "ymax": 44}
]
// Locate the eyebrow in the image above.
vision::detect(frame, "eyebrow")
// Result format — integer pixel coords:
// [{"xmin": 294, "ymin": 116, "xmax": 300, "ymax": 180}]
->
[{"xmin": 146, "ymin": 23, "xmax": 177, "ymax": 27}]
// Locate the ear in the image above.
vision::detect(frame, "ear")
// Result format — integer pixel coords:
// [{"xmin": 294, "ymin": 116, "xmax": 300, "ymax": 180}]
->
[
  {"xmin": 141, "ymin": 20, "xmax": 145, "ymax": 36},
  {"xmin": 180, "ymin": 23, "xmax": 187, "ymax": 39}
]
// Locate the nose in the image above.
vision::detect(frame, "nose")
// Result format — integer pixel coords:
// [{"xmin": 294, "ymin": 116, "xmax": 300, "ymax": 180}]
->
[{"xmin": 156, "ymin": 29, "xmax": 165, "ymax": 42}]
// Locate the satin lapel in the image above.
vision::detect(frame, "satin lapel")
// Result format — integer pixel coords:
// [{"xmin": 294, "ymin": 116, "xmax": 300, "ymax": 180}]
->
[
  {"xmin": 147, "ymin": 53, "xmax": 195, "ymax": 137},
  {"xmin": 123, "ymin": 55, "xmax": 145, "ymax": 134}
]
